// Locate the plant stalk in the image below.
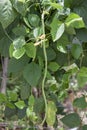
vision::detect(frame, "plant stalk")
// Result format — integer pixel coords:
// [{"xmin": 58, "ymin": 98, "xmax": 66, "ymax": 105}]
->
[{"xmin": 41, "ymin": 11, "xmax": 48, "ymax": 126}]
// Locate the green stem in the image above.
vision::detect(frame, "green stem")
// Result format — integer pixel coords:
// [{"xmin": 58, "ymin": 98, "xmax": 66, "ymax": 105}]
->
[{"xmin": 41, "ymin": 11, "xmax": 48, "ymax": 126}]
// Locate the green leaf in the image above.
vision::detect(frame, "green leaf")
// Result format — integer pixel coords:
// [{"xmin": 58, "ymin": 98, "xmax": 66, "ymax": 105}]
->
[
  {"xmin": 48, "ymin": 62, "xmax": 59, "ymax": 72},
  {"xmin": 50, "ymin": 2, "xmax": 63, "ymax": 9},
  {"xmin": 38, "ymin": 56, "xmax": 44, "ymax": 68},
  {"xmin": 5, "ymin": 107, "xmax": 17, "ymax": 118},
  {"xmin": 73, "ymin": 97, "xmax": 87, "ymax": 109},
  {"xmin": 25, "ymin": 43, "xmax": 36, "ymax": 59},
  {"xmin": 64, "ymin": 0, "xmax": 83, "ymax": 8},
  {"xmin": 13, "ymin": 36, "xmax": 25, "ymax": 49},
  {"xmin": 57, "ymin": 34, "xmax": 69, "ymax": 53},
  {"xmin": 17, "ymin": 108, "xmax": 26, "ymax": 119},
  {"xmin": 46, "ymin": 101, "xmax": 57, "ymax": 126},
  {"xmin": 77, "ymin": 67, "xmax": 87, "ymax": 87},
  {"xmin": 13, "ymin": 47, "xmax": 25, "ymax": 59},
  {"xmin": 78, "ymin": 67, "xmax": 87, "ymax": 77},
  {"xmin": 47, "ymin": 47, "xmax": 56, "ymax": 61},
  {"xmin": 13, "ymin": 0, "xmax": 26, "ymax": 16},
  {"xmin": 28, "ymin": 14, "xmax": 40, "ymax": 27},
  {"xmin": 0, "ymin": 0, "xmax": 16, "ymax": 28},
  {"xmin": 12, "ymin": 25, "xmax": 27, "ymax": 36},
  {"xmin": 71, "ymin": 43, "xmax": 83, "ymax": 59},
  {"xmin": 77, "ymin": 77, "xmax": 87, "ymax": 88},
  {"xmin": 64, "ymin": 0, "xmax": 73, "ymax": 7},
  {"xmin": 61, "ymin": 113, "xmax": 81, "ymax": 128},
  {"xmin": 8, "ymin": 55, "xmax": 29, "ymax": 73},
  {"xmin": 0, "ymin": 93, "xmax": 7, "ymax": 103},
  {"xmin": 28, "ymin": 95, "xmax": 35, "ymax": 107},
  {"xmin": 62, "ymin": 63, "xmax": 78, "ymax": 72},
  {"xmin": 6, "ymin": 102, "xmax": 15, "ymax": 109},
  {"xmin": 26, "ymin": 108, "xmax": 30, "ymax": 118},
  {"xmin": 76, "ymin": 29, "xmax": 87, "ymax": 42},
  {"xmin": 56, "ymin": 51, "xmax": 68, "ymax": 66},
  {"xmin": 65, "ymin": 13, "xmax": 85, "ymax": 29},
  {"xmin": 15, "ymin": 100, "xmax": 26, "ymax": 109},
  {"xmin": 23, "ymin": 17, "xmax": 32, "ymax": 29},
  {"xmin": 26, "ymin": 107, "xmax": 33, "ymax": 118},
  {"xmin": 34, "ymin": 97, "xmax": 45, "ymax": 114},
  {"xmin": 0, "ymin": 36, "xmax": 11, "ymax": 57},
  {"xmin": 8, "ymin": 91, "xmax": 18, "ymax": 101},
  {"xmin": 26, "ymin": 108, "xmax": 37, "ymax": 122},
  {"xmin": 73, "ymin": 1, "xmax": 87, "ymax": 25},
  {"xmin": 66, "ymin": 26, "xmax": 76, "ymax": 35},
  {"xmin": 57, "ymin": 45, "xmax": 67, "ymax": 53},
  {"xmin": 37, "ymin": 47, "xmax": 56, "ymax": 61},
  {"xmin": 18, "ymin": 0, "xmax": 25, "ymax": 2},
  {"xmin": 50, "ymin": 16, "xmax": 65, "ymax": 42},
  {"xmin": 20, "ymin": 85, "xmax": 30, "ymax": 100},
  {"xmin": 33, "ymin": 26, "xmax": 43, "ymax": 38},
  {"xmin": 23, "ymin": 62, "xmax": 41, "ymax": 86}
]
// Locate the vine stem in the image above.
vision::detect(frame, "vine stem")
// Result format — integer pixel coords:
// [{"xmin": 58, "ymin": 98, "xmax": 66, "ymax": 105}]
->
[{"xmin": 41, "ymin": 11, "xmax": 48, "ymax": 126}]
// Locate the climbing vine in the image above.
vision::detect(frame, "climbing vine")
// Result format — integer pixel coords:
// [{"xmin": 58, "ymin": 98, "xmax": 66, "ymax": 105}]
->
[
  {"xmin": 0, "ymin": 0, "xmax": 87, "ymax": 129},
  {"xmin": 41, "ymin": 11, "xmax": 48, "ymax": 126}
]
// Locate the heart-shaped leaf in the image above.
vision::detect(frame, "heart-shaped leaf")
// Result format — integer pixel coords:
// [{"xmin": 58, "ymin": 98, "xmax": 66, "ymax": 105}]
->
[
  {"xmin": 25, "ymin": 42, "xmax": 36, "ymax": 59},
  {"xmin": 23, "ymin": 62, "xmax": 41, "ymax": 86},
  {"xmin": 61, "ymin": 113, "xmax": 81, "ymax": 128},
  {"xmin": 71, "ymin": 43, "xmax": 82, "ymax": 59}
]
